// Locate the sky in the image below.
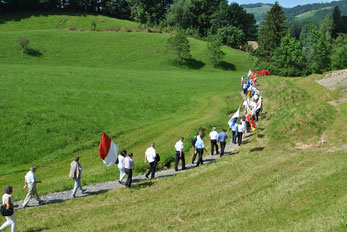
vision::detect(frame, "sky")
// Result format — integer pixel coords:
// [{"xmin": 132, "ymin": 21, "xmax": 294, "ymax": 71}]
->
[{"xmin": 230, "ymin": 0, "xmax": 337, "ymax": 8}]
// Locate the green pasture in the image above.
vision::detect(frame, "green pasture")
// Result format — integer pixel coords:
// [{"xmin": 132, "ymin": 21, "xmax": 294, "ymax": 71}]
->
[
  {"xmin": 0, "ymin": 13, "xmax": 140, "ymax": 32},
  {"xmin": 0, "ymin": 16, "xmax": 249, "ymax": 199},
  {"xmin": 12, "ymin": 74, "xmax": 347, "ymax": 231}
]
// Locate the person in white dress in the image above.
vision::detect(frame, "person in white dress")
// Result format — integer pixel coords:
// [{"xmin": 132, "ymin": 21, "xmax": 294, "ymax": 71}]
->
[{"xmin": 117, "ymin": 150, "xmax": 127, "ymax": 184}]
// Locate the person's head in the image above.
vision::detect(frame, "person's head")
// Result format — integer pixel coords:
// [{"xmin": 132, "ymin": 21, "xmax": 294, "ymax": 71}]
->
[
  {"xmin": 213, "ymin": 127, "xmax": 216, "ymax": 131},
  {"xmin": 180, "ymin": 137, "xmax": 184, "ymax": 142},
  {"xmin": 129, "ymin": 153, "xmax": 133, "ymax": 158},
  {"xmin": 151, "ymin": 142, "xmax": 155, "ymax": 148},
  {"xmin": 242, "ymin": 115, "xmax": 246, "ymax": 121},
  {"xmin": 221, "ymin": 129, "xmax": 225, "ymax": 132},
  {"xmin": 74, "ymin": 156, "xmax": 80, "ymax": 162},
  {"xmin": 199, "ymin": 131, "xmax": 203, "ymax": 137},
  {"xmin": 121, "ymin": 150, "xmax": 127, "ymax": 156},
  {"xmin": 4, "ymin": 186, "xmax": 13, "ymax": 194},
  {"xmin": 30, "ymin": 166, "xmax": 36, "ymax": 172}
]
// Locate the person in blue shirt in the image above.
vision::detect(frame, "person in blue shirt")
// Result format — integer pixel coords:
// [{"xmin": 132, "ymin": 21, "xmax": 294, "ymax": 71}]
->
[
  {"xmin": 194, "ymin": 135, "xmax": 207, "ymax": 166},
  {"xmin": 231, "ymin": 123, "xmax": 238, "ymax": 144},
  {"xmin": 218, "ymin": 129, "xmax": 228, "ymax": 157}
]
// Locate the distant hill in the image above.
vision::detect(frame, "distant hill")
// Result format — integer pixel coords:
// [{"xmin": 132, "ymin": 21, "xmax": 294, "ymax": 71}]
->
[{"xmin": 242, "ymin": 0, "xmax": 347, "ymax": 24}]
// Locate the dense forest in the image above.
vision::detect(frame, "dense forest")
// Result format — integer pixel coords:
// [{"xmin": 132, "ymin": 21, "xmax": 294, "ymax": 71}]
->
[
  {"xmin": 254, "ymin": 2, "xmax": 347, "ymax": 77},
  {"xmin": 0, "ymin": 0, "xmax": 257, "ymax": 42}
]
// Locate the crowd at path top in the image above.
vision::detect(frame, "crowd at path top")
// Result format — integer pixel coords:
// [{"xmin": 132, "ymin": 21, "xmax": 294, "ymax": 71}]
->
[{"xmin": 1, "ymin": 69, "xmax": 264, "ymax": 232}]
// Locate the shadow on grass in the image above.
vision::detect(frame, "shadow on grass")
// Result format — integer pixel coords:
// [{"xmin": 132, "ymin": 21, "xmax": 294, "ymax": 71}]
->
[
  {"xmin": 0, "ymin": 10, "xmax": 87, "ymax": 24},
  {"xmin": 215, "ymin": 61, "xmax": 236, "ymax": 71},
  {"xmin": 24, "ymin": 227, "xmax": 49, "ymax": 232},
  {"xmin": 250, "ymin": 147, "xmax": 265, "ymax": 152},
  {"xmin": 132, "ymin": 181, "xmax": 154, "ymax": 189},
  {"xmin": 257, "ymin": 134, "xmax": 265, "ymax": 138},
  {"xmin": 25, "ymin": 48, "xmax": 42, "ymax": 57},
  {"xmin": 173, "ymin": 59, "xmax": 205, "ymax": 70}
]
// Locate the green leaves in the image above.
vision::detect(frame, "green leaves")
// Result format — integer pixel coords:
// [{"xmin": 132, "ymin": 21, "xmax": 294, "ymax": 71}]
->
[{"xmin": 167, "ymin": 31, "xmax": 192, "ymax": 64}]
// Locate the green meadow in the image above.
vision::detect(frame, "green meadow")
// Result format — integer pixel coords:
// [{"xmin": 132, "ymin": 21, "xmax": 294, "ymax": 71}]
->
[
  {"xmin": 0, "ymin": 14, "xmax": 248, "ymax": 199},
  {"xmin": 14, "ymin": 74, "xmax": 347, "ymax": 232}
]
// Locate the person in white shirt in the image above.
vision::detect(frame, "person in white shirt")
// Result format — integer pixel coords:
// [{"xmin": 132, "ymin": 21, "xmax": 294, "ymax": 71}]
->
[
  {"xmin": 237, "ymin": 121, "xmax": 245, "ymax": 146},
  {"xmin": 123, "ymin": 153, "xmax": 135, "ymax": 188},
  {"xmin": 191, "ymin": 132, "xmax": 203, "ymax": 164},
  {"xmin": 144, "ymin": 143, "xmax": 157, "ymax": 179},
  {"xmin": 1, "ymin": 186, "xmax": 18, "ymax": 232},
  {"xmin": 174, "ymin": 137, "xmax": 186, "ymax": 171},
  {"xmin": 117, "ymin": 150, "xmax": 127, "ymax": 184},
  {"xmin": 22, "ymin": 166, "xmax": 43, "ymax": 207},
  {"xmin": 209, "ymin": 127, "xmax": 219, "ymax": 155}
]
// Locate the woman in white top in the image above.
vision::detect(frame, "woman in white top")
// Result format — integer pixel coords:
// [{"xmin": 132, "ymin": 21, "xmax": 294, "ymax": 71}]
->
[
  {"xmin": 0, "ymin": 186, "xmax": 18, "ymax": 232},
  {"xmin": 118, "ymin": 150, "xmax": 127, "ymax": 184}
]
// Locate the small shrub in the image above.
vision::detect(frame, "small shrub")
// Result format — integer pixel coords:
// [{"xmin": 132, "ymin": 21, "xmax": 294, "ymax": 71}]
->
[
  {"xmin": 17, "ymin": 35, "xmax": 29, "ymax": 53},
  {"xmin": 91, "ymin": 20, "xmax": 97, "ymax": 31},
  {"xmin": 167, "ymin": 30, "xmax": 192, "ymax": 64},
  {"xmin": 207, "ymin": 35, "xmax": 225, "ymax": 67}
]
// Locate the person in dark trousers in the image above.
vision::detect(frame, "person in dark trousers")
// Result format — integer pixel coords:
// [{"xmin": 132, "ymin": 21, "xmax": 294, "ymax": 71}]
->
[
  {"xmin": 123, "ymin": 153, "xmax": 135, "ymax": 188},
  {"xmin": 191, "ymin": 132, "xmax": 202, "ymax": 164},
  {"xmin": 237, "ymin": 121, "xmax": 245, "ymax": 146},
  {"xmin": 218, "ymin": 129, "xmax": 228, "ymax": 157},
  {"xmin": 209, "ymin": 127, "xmax": 219, "ymax": 155},
  {"xmin": 174, "ymin": 137, "xmax": 186, "ymax": 171},
  {"xmin": 144, "ymin": 143, "xmax": 157, "ymax": 179},
  {"xmin": 194, "ymin": 135, "xmax": 207, "ymax": 166},
  {"xmin": 231, "ymin": 123, "xmax": 238, "ymax": 144}
]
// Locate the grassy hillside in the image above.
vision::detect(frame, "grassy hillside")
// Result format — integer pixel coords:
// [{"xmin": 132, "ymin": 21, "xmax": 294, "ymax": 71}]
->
[
  {"xmin": 0, "ymin": 14, "xmax": 249, "ymax": 199},
  {"xmin": 12, "ymin": 74, "xmax": 347, "ymax": 231}
]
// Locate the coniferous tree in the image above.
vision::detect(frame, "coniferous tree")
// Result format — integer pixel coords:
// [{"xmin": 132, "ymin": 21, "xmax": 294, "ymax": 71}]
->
[
  {"xmin": 256, "ymin": 1, "xmax": 287, "ymax": 62},
  {"xmin": 332, "ymin": 6, "xmax": 341, "ymax": 39}
]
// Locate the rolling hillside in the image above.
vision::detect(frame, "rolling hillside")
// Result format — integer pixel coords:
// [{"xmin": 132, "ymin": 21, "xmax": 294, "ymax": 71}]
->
[
  {"xmin": 0, "ymin": 13, "xmax": 249, "ymax": 199},
  {"xmin": 13, "ymin": 72, "xmax": 347, "ymax": 231},
  {"xmin": 243, "ymin": 0, "xmax": 347, "ymax": 24}
]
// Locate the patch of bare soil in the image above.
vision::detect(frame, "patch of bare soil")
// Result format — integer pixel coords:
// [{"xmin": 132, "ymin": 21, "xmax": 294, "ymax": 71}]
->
[{"xmin": 316, "ymin": 69, "xmax": 347, "ymax": 105}]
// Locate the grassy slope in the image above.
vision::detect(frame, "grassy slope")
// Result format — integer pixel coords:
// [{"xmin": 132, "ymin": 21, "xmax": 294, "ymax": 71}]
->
[
  {"xmin": 14, "ymin": 74, "xmax": 347, "ymax": 231},
  {"xmin": 0, "ymin": 14, "xmax": 248, "ymax": 199}
]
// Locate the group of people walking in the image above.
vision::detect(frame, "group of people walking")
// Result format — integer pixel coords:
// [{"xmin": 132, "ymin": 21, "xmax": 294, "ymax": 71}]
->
[{"xmin": 1, "ymin": 70, "xmax": 263, "ymax": 232}]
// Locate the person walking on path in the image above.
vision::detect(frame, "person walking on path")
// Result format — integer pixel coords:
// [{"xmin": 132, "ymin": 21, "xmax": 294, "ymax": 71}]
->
[
  {"xmin": 69, "ymin": 156, "xmax": 86, "ymax": 198},
  {"xmin": 123, "ymin": 153, "xmax": 135, "ymax": 188},
  {"xmin": 209, "ymin": 127, "xmax": 219, "ymax": 155},
  {"xmin": 117, "ymin": 150, "xmax": 127, "ymax": 184},
  {"xmin": 0, "ymin": 186, "xmax": 18, "ymax": 232},
  {"xmin": 218, "ymin": 129, "xmax": 228, "ymax": 157},
  {"xmin": 174, "ymin": 137, "xmax": 186, "ymax": 171},
  {"xmin": 145, "ymin": 143, "xmax": 157, "ymax": 179},
  {"xmin": 231, "ymin": 123, "xmax": 238, "ymax": 144},
  {"xmin": 195, "ymin": 135, "xmax": 207, "ymax": 166},
  {"xmin": 22, "ymin": 166, "xmax": 43, "ymax": 207},
  {"xmin": 191, "ymin": 132, "xmax": 202, "ymax": 164},
  {"xmin": 237, "ymin": 121, "xmax": 245, "ymax": 146}
]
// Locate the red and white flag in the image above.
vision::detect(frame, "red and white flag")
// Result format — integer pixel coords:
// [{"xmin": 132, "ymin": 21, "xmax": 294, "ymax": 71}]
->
[{"xmin": 98, "ymin": 132, "xmax": 119, "ymax": 166}]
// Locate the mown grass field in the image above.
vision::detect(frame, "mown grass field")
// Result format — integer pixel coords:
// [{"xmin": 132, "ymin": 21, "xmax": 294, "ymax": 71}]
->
[
  {"xmin": 0, "ymin": 14, "xmax": 249, "ymax": 199},
  {"xmin": 13, "ymin": 74, "xmax": 347, "ymax": 231}
]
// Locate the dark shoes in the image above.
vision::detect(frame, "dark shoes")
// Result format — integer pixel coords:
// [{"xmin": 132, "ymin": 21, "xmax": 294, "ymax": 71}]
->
[{"xmin": 145, "ymin": 175, "xmax": 149, "ymax": 179}]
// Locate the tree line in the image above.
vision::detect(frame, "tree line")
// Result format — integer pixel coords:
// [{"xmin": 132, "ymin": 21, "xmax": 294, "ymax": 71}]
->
[
  {"xmin": 0, "ymin": 0, "xmax": 257, "ymax": 43},
  {"xmin": 254, "ymin": 2, "xmax": 347, "ymax": 77}
]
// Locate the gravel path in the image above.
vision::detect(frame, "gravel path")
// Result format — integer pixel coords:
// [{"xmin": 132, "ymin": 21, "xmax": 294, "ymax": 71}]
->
[
  {"xmin": 15, "ymin": 92, "xmax": 251, "ymax": 210},
  {"xmin": 15, "ymin": 133, "xmax": 247, "ymax": 210}
]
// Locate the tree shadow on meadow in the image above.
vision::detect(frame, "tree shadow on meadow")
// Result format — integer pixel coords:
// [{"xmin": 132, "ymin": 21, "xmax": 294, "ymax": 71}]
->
[
  {"xmin": 173, "ymin": 58, "xmax": 205, "ymax": 70},
  {"xmin": 25, "ymin": 48, "xmax": 43, "ymax": 57},
  {"xmin": 215, "ymin": 61, "xmax": 236, "ymax": 71}
]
